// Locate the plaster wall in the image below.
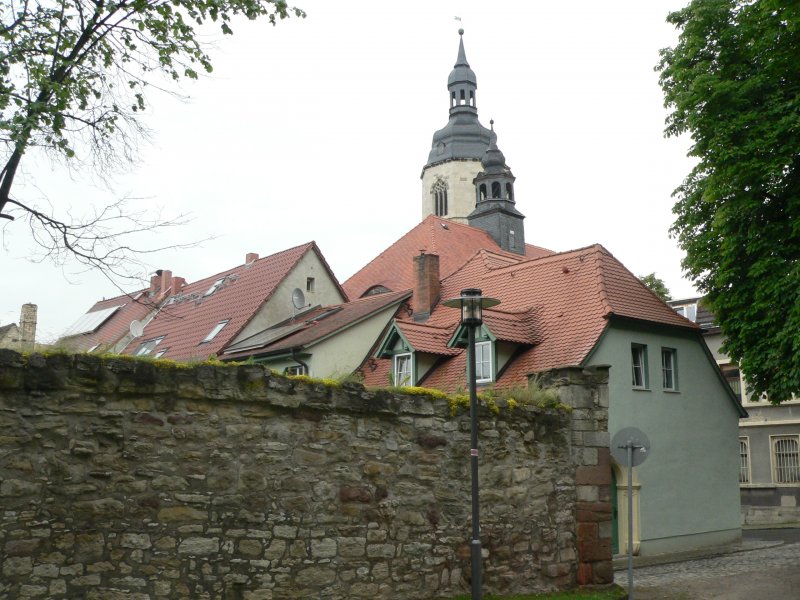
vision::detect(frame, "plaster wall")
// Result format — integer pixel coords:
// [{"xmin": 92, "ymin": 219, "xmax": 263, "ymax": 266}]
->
[
  {"xmin": 587, "ymin": 324, "xmax": 742, "ymax": 555},
  {"xmin": 421, "ymin": 160, "xmax": 483, "ymax": 223},
  {"xmin": 302, "ymin": 303, "xmax": 402, "ymax": 378},
  {"xmin": 234, "ymin": 252, "xmax": 346, "ymax": 344}
]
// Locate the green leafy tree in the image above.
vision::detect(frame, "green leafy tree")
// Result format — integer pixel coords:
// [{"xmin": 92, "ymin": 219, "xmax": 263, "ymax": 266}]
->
[
  {"xmin": 657, "ymin": 0, "xmax": 800, "ymax": 402},
  {"xmin": 0, "ymin": 0, "xmax": 303, "ymax": 276},
  {"xmin": 638, "ymin": 272, "xmax": 672, "ymax": 302}
]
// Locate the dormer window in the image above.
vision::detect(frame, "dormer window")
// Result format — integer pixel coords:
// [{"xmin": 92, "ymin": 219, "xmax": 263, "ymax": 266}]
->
[
  {"xmin": 475, "ymin": 341, "xmax": 493, "ymax": 383},
  {"xmin": 201, "ymin": 320, "xmax": 229, "ymax": 343},
  {"xmin": 673, "ymin": 303, "xmax": 697, "ymax": 322},
  {"xmin": 394, "ymin": 353, "xmax": 413, "ymax": 387}
]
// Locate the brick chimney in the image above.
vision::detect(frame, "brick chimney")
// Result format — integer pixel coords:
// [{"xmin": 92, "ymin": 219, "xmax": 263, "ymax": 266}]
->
[
  {"xmin": 246, "ymin": 252, "xmax": 259, "ymax": 264},
  {"xmin": 171, "ymin": 276, "xmax": 186, "ymax": 294},
  {"xmin": 159, "ymin": 270, "xmax": 173, "ymax": 296},
  {"xmin": 149, "ymin": 269, "xmax": 176, "ymax": 298},
  {"xmin": 19, "ymin": 303, "xmax": 37, "ymax": 352},
  {"xmin": 412, "ymin": 252, "xmax": 440, "ymax": 322}
]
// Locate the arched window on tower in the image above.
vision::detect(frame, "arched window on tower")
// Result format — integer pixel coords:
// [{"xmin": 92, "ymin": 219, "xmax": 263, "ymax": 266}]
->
[
  {"xmin": 432, "ymin": 180, "xmax": 448, "ymax": 216},
  {"xmin": 451, "ymin": 91, "xmax": 456, "ymax": 108},
  {"xmin": 459, "ymin": 89, "xmax": 466, "ymax": 105},
  {"xmin": 479, "ymin": 184, "xmax": 487, "ymax": 201},
  {"xmin": 506, "ymin": 183, "xmax": 514, "ymax": 201},
  {"xmin": 491, "ymin": 182, "xmax": 501, "ymax": 199},
  {"xmin": 470, "ymin": 91, "xmax": 475, "ymax": 107}
]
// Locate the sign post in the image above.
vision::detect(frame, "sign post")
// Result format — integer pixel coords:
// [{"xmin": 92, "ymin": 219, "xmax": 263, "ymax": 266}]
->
[{"xmin": 610, "ymin": 427, "xmax": 650, "ymax": 600}]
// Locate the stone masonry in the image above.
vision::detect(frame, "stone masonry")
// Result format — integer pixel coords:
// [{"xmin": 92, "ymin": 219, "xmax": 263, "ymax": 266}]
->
[{"xmin": 0, "ymin": 350, "xmax": 611, "ymax": 598}]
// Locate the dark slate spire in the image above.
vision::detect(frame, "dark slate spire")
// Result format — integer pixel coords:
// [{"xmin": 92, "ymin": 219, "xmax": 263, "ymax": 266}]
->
[
  {"xmin": 424, "ymin": 30, "xmax": 494, "ymax": 167},
  {"xmin": 448, "ymin": 29, "xmax": 477, "ymax": 116},
  {"xmin": 468, "ymin": 122, "xmax": 526, "ymax": 255}
]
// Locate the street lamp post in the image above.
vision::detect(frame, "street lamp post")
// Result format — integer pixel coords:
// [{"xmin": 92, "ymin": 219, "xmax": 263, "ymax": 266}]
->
[{"xmin": 443, "ymin": 288, "xmax": 500, "ymax": 600}]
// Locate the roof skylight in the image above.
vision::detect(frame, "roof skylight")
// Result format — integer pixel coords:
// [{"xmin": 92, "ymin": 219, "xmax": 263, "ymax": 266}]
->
[{"xmin": 201, "ymin": 320, "xmax": 229, "ymax": 343}]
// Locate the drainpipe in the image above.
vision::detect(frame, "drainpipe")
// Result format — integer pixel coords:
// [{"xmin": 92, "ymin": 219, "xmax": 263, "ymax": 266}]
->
[{"xmin": 291, "ymin": 348, "xmax": 309, "ymax": 375}]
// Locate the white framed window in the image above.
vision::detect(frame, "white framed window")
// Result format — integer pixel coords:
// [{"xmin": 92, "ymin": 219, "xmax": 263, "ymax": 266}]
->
[
  {"xmin": 739, "ymin": 437, "xmax": 751, "ymax": 484},
  {"xmin": 134, "ymin": 336, "xmax": 164, "ymax": 356},
  {"xmin": 720, "ymin": 363, "xmax": 744, "ymax": 403},
  {"xmin": 631, "ymin": 344, "xmax": 648, "ymax": 389},
  {"xmin": 394, "ymin": 353, "xmax": 413, "ymax": 387},
  {"xmin": 201, "ymin": 320, "xmax": 229, "ymax": 343},
  {"xmin": 672, "ymin": 303, "xmax": 697, "ymax": 322},
  {"xmin": 771, "ymin": 435, "xmax": 800, "ymax": 484},
  {"xmin": 475, "ymin": 341, "xmax": 493, "ymax": 383},
  {"xmin": 285, "ymin": 365, "xmax": 307, "ymax": 376},
  {"xmin": 661, "ymin": 348, "xmax": 677, "ymax": 390},
  {"xmin": 306, "ymin": 277, "xmax": 315, "ymax": 292}
]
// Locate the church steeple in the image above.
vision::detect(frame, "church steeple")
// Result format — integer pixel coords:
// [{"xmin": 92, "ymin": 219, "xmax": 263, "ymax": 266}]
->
[
  {"xmin": 448, "ymin": 29, "xmax": 478, "ymax": 116},
  {"xmin": 421, "ymin": 30, "xmax": 495, "ymax": 223},
  {"xmin": 468, "ymin": 121, "xmax": 526, "ymax": 255}
]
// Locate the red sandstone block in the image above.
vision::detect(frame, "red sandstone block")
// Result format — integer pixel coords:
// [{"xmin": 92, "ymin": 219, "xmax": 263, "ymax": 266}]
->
[
  {"xmin": 577, "ymin": 562, "xmax": 593, "ymax": 585},
  {"xmin": 577, "ymin": 522, "xmax": 598, "ymax": 542},
  {"xmin": 578, "ymin": 539, "xmax": 612, "ymax": 562},
  {"xmin": 576, "ymin": 465, "xmax": 611, "ymax": 486},
  {"xmin": 576, "ymin": 501, "xmax": 612, "ymax": 523}
]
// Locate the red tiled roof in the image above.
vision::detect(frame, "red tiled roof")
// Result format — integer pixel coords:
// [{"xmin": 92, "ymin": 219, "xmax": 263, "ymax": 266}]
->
[
  {"xmin": 481, "ymin": 309, "xmax": 539, "ymax": 344},
  {"xmin": 123, "ymin": 242, "xmax": 340, "ymax": 361},
  {"xmin": 395, "ymin": 321, "xmax": 460, "ymax": 356},
  {"xmin": 222, "ymin": 290, "xmax": 411, "ymax": 359},
  {"xmin": 342, "ymin": 215, "xmax": 552, "ymax": 299},
  {"xmin": 362, "ymin": 244, "xmax": 699, "ymax": 393}
]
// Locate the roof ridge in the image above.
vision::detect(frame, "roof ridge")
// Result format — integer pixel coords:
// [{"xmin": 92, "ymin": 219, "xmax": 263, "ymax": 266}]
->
[
  {"xmin": 482, "ymin": 242, "xmax": 608, "ymax": 278},
  {"xmin": 343, "ymin": 289, "xmax": 410, "ymax": 306}
]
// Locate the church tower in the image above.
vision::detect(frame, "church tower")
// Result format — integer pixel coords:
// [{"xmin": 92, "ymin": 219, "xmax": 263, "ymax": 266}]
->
[
  {"xmin": 468, "ymin": 122, "xmax": 526, "ymax": 254},
  {"xmin": 421, "ymin": 30, "xmax": 494, "ymax": 223}
]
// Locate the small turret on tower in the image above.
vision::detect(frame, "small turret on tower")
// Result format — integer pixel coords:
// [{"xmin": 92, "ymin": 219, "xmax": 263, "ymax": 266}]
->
[{"xmin": 468, "ymin": 122, "xmax": 526, "ymax": 255}]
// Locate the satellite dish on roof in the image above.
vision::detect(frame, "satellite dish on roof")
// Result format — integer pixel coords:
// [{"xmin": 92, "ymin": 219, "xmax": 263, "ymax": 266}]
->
[
  {"xmin": 292, "ymin": 288, "xmax": 306, "ymax": 310},
  {"xmin": 129, "ymin": 320, "xmax": 144, "ymax": 338}
]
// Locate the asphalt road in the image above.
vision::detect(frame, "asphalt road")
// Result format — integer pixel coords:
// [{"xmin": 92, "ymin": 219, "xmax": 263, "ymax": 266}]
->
[{"xmin": 615, "ymin": 529, "xmax": 800, "ymax": 600}]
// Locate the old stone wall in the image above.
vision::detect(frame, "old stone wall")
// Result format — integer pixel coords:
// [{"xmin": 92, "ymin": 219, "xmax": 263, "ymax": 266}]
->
[{"xmin": 0, "ymin": 351, "xmax": 611, "ymax": 599}]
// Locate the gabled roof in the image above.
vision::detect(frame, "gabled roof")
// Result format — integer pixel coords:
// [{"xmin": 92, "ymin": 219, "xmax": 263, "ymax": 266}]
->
[
  {"xmin": 360, "ymin": 244, "xmax": 700, "ymax": 391},
  {"xmin": 124, "ymin": 242, "xmax": 341, "ymax": 361},
  {"xmin": 222, "ymin": 290, "xmax": 411, "ymax": 360},
  {"xmin": 342, "ymin": 215, "xmax": 552, "ymax": 299},
  {"xmin": 384, "ymin": 320, "xmax": 460, "ymax": 356}
]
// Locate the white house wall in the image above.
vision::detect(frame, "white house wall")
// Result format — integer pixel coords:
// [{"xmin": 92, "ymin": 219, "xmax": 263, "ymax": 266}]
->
[{"xmin": 233, "ymin": 252, "xmax": 346, "ymax": 344}]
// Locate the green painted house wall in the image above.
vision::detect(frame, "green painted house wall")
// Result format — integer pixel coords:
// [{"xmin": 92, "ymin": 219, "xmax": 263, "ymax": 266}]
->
[{"xmin": 587, "ymin": 321, "xmax": 743, "ymax": 555}]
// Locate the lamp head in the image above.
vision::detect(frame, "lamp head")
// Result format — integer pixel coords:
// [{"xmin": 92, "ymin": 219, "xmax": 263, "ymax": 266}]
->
[{"xmin": 443, "ymin": 288, "xmax": 500, "ymax": 326}]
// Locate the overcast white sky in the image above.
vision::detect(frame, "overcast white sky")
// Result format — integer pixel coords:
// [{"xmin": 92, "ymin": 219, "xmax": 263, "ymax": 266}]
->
[{"xmin": 1, "ymin": 0, "xmax": 697, "ymax": 343}]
